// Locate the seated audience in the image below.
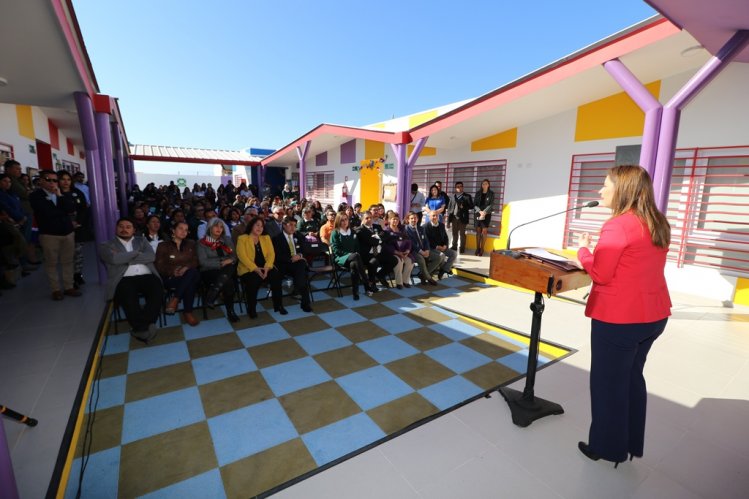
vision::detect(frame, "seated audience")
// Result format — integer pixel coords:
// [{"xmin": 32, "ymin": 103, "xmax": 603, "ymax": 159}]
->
[
  {"xmin": 382, "ymin": 212, "xmax": 414, "ymax": 289},
  {"xmin": 237, "ymin": 216, "xmax": 286, "ymax": 318},
  {"xmin": 155, "ymin": 221, "xmax": 201, "ymax": 326},
  {"xmin": 197, "ymin": 217, "xmax": 239, "ymax": 323},
  {"xmin": 319, "ymin": 209, "xmax": 336, "ymax": 244},
  {"xmin": 272, "ymin": 216, "xmax": 313, "ymax": 313},
  {"xmin": 330, "ymin": 212, "xmax": 376, "ymax": 300},
  {"xmin": 143, "ymin": 214, "xmax": 168, "ymax": 252},
  {"xmin": 424, "ymin": 211, "xmax": 457, "ymax": 279},
  {"xmin": 405, "ymin": 211, "xmax": 441, "ymax": 285},
  {"xmin": 100, "ymin": 218, "xmax": 163, "ymax": 342},
  {"xmin": 356, "ymin": 210, "xmax": 396, "ymax": 289}
]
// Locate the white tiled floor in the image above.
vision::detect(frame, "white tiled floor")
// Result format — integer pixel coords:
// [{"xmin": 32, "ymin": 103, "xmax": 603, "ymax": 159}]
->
[
  {"xmin": 276, "ymin": 254, "xmax": 749, "ymax": 499},
  {"xmin": 0, "ymin": 245, "xmax": 105, "ymax": 499},
  {"xmin": 2, "ymin": 249, "xmax": 748, "ymax": 498}
]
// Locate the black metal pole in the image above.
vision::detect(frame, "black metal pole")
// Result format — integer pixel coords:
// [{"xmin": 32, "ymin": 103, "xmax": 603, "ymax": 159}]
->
[{"xmin": 498, "ymin": 292, "xmax": 564, "ymax": 427}]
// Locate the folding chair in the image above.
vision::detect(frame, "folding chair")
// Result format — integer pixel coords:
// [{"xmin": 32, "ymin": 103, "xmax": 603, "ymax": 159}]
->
[{"xmin": 305, "ymin": 248, "xmax": 343, "ymax": 299}]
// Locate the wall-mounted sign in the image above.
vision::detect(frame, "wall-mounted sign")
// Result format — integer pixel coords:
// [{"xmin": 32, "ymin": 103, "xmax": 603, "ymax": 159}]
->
[
  {"xmin": 28, "ymin": 145, "xmax": 36, "ymax": 154},
  {"xmin": 176, "ymin": 178, "xmax": 187, "ymax": 187}
]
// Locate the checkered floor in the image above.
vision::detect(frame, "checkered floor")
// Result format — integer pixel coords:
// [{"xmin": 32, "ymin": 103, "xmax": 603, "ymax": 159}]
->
[{"xmin": 65, "ymin": 276, "xmax": 569, "ymax": 499}]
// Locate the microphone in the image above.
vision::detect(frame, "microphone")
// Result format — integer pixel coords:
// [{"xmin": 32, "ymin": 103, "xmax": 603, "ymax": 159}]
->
[{"xmin": 506, "ymin": 200, "xmax": 599, "ymax": 250}]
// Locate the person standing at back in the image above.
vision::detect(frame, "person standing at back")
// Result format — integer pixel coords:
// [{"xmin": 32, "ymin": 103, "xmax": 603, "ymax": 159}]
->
[
  {"xmin": 473, "ymin": 179, "xmax": 494, "ymax": 256},
  {"xmin": 29, "ymin": 171, "xmax": 80, "ymax": 300},
  {"xmin": 447, "ymin": 181, "xmax": 473, "ymax": 254},
  {"xmin": 576, "ymin": 164, "xmax": 671, "ymax": 467},
  {"xmin": 409, "ymin": 183, "xmax": 426, "ymax": 226}
]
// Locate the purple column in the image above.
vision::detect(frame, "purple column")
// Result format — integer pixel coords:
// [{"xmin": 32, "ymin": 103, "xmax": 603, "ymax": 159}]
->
[
  {"xmin": 111, "ymin": 123, "xmax": 128, "ymax": 216},
  {"xmin": 390, "ymin": 138, "xmax": 430, "ymax": 216},
  {"xmin": 653, "ymin": 30, "xmax": 749, "ymax": 210},
  {"xmin": 95, "ymin": 112, "xmax": 119, "ymax": 227},
  {"xmin": 389, "ymin": 143, "xmax": 408, "ymax": 216},
  {"xmin": 296, "ymin": 140, "xmax": 310, "ymax": 199},
  {"xmin": 0, "ymin": 420, "xmax": 19, "ymax": 499},
  {"xmin": 407, "ymin": 137, "xmax": 428, "ymax": 189},
  {"xmin": 603, "ymin": 59, "xmax": 662, "ymax": 176},
  {"xmin": 74, "ymin": 92, "xmax": 108, "ymax": 285},
  {"xmin": 128, "ymin": 157, "xmax": 137, "ymax": 188}
]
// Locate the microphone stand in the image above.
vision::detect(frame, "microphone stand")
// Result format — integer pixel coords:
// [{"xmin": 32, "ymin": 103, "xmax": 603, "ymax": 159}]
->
[{"xmin": 496, "ymin": 200, "xmax": 597, "ymax": 427}]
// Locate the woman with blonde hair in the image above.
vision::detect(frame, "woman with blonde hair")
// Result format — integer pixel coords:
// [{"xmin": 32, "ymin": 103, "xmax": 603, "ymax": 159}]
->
[{"xmin": 577, "ymin": 164, "xmax": 671, "ymax": 467}]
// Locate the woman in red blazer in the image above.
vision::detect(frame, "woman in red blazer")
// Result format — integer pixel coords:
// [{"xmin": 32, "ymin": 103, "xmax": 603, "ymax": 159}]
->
[{"xmin": 576, "ymin": 164, "xmax": 671, "ymax": 467}]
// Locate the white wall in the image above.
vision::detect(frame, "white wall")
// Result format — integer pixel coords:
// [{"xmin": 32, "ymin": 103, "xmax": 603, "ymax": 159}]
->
[
  {"xmin": 294, "ymin": 63, "xmax": 749, "ymax": 301},
  {"xmin": 134, "ymin": 172, "xmax": 224, "ymax": 190},
  {"xmin": 0, "ymin": 102, "xmax": 86, "ymax": 174}
]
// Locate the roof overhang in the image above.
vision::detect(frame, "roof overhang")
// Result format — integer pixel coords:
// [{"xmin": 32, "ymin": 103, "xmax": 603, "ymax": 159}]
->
[
  {"xmin": 410, "ymin": 17, "xmax": 699, "ymax": 147},
  {"xmin": 262, "ymin": 124, "xmax": 410, "ymax": 167},
  {"xmin": 0, "ymin": 0, "xmax": 100, "ymax": 149},
  {"xmin": 131, "ymin": 145, "xmax": 262, "ymax": 166},
  {"xmin": 646, "ymin": 0, "xmax": 749, "ymax": 62},
  {"xmin": 259, "ymin": 16, "xmax": 715, "ymax": 161}
]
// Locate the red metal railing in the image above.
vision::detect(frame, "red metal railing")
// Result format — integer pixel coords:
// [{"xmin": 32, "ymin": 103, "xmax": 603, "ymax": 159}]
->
[
  {"xmin": 564, "ymin": 146, "xmax": 749, "ymax": 277},
  {"xmin": 306, "ymin": 171, "xmax": 335, "ymax": 207},
  {"xmin": 413, "ymin": 159, "xmax": 507, "ymax": 235}
]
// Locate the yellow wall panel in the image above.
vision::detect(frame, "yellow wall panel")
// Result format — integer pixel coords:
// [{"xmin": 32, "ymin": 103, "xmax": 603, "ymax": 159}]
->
[
  {"xmin": 370, "ymin": 123, "xmax": 386, "ymax": 129},
  {"xmin": 407, "ymin": 145, "xmax": 436, "ymax": 157},
  {"xmin": 471, "ymin": 128, "xmax": 518, "ymax": 151},
  {"xmin": 408, "ymin": 110, "xmax": 439, "ymax": 128},
  {"xmin": 734, "ymin": 277, "xmax": 749, "ymax": 306},
  {"xmin": 359, "ymin": 164, "xmax": 381, "ymax": 209},
  {"xmin": 575, "ymin": 81, "xmax": 661, "ymax": 142},
  {"xmin": 364, "ymin": 140, "xmax": 385, "ymax": 159},
  {"xmin": 16, "ymin": 105, "xmax": 35, "ymax": 140}
]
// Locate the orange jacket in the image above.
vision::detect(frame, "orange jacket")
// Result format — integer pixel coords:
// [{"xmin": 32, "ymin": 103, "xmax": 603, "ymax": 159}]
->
[{"xmin": 578, "ymin": 212, "xmax": 671, "ymax": 324}]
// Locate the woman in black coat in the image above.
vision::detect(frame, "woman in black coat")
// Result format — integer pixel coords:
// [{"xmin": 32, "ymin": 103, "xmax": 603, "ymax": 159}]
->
[{"xmin": 474, "ymin": 178, "xmax": 494, "ymax": 256}]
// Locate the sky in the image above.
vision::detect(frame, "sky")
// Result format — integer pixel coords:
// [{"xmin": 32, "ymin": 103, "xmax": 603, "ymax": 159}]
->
[{"xmin": 73, "ymin": 0, "xmax": 657, "ymax": 171}]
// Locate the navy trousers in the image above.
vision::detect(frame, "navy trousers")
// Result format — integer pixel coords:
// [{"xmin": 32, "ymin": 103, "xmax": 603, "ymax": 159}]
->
[{"xmin": 588, "ymin": 317, "xmax": 668, "ymax": 462}]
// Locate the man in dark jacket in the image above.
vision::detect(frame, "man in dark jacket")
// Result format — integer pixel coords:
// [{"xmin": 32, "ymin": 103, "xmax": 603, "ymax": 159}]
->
[
  {"xmin": 100, "ymin": 217, "xmax": 163, "ymax": 341},
  {"xmin": 425, "ymin": 211, "xmax": 457, "ymax": 279},
  {"xmin": 446, "ymin": 181, "xmax": 473, "ymax": 253},
  {"xmin": 272, "ymin": 216, "xmax": 312, "ymax": 312},
  {"xmin": 405, "ymin": 212, "xmax": 441, "ymax": 285},
  {"xmin": 29, "ymin": 171, "xmax": 80, "ymax": 300},
  {"xmin": 355, "ymin": 210, "xmax": 396, "ymax": 289}
]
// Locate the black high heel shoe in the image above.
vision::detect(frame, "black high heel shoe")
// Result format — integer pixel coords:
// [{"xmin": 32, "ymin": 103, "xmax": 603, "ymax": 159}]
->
[
  {"xmin": 578, "ymin": 442, "xmax": 622, "ymax": 468},
  {"xmin": 274, "ymin": 306, "xmax": 288, "ymax": 315}
]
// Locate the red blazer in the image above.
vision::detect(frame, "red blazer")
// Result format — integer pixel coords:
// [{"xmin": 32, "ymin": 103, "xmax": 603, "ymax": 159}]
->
[{"xmin": 577, "ymin": 212, "xmax": 671, "ymax": 324}]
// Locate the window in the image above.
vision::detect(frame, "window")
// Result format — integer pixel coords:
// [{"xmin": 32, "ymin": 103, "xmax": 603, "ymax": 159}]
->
[
  {"xmin": 564, "ymin": 147, "xmax": 749, "ymax": 277},
  {"xmin": 413, "ymin": 160, "xmax": 507, "ymax": 235},
  {"xmin": 306, "ymin": 171, "xmax": 334, "ymax": 207},
  {"xmin": 0, "ymin": 142, "xmax": 13, "ymax": 169}
]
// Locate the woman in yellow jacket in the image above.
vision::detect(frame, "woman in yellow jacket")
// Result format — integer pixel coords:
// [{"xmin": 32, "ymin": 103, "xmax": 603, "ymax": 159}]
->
[{"xmin": 236, "ymin": 216, "xmax": 286, "ymax": 318}]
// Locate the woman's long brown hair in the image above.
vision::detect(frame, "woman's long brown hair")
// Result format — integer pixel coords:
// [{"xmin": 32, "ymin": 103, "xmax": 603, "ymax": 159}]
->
[{"xmin": 608, "ymin": 164, "xmax": 671, "ymax": 248}]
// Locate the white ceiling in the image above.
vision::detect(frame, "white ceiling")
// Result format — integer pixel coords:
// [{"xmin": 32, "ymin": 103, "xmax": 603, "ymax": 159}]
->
[{"xmin": 0, "ymin": 2, "xmax": 93, "ymax": 147}]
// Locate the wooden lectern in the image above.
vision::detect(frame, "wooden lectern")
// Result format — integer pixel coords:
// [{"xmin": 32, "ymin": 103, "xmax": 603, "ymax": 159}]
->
[{"xmin": 489, "ymin": 249, "xmax": 591, "ymax": 427}]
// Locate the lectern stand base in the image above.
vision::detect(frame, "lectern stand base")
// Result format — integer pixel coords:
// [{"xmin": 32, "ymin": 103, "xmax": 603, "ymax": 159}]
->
[{"xmin": 498, "ymin": 387, "xmax": 564, "ymax": 428}]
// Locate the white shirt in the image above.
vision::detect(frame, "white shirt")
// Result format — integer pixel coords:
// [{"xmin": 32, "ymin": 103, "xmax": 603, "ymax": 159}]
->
[
  {"xmin": 410, "ymin": 190, "xmax": 426, "ymax": 211},
  {"xmin": 118, "ymin": 237, "xmax": 152, "ymax": 277}
]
